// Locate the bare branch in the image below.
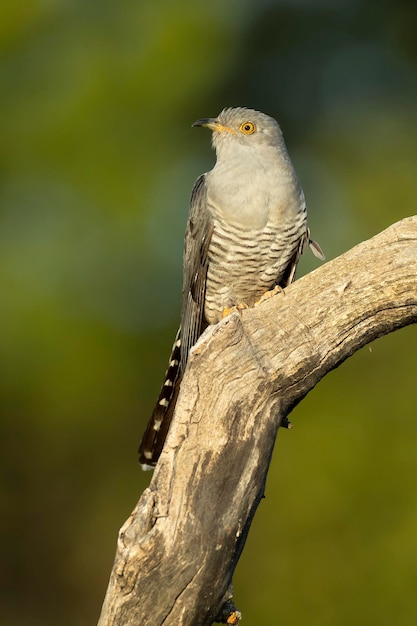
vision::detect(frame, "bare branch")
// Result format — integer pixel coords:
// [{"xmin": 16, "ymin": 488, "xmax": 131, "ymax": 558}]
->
[{"xmin": 98, "ymin": 216, "xmax": 417, "ymax": 626}]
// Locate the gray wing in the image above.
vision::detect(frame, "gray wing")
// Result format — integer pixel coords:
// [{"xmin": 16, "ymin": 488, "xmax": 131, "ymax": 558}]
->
[
  {"xmin": 307, "ymin": 228, "xmax": 325, "ymax": 261},
  {"xmin": 281, "ymin": 226, "xmax": 325, "ymax": 287},
  {"xmin": 180, "ymin": 174, "xmax": 213, "ymax": 371}
]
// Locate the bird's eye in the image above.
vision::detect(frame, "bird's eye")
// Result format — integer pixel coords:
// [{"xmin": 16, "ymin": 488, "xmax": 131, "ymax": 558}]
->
[{"xmin": 239, "ymin": 121, "xmax": 256, "ymax": 135}]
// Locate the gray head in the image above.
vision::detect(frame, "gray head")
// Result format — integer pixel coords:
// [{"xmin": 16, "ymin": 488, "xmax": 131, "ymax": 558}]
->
[{"xmin": 192, "ymin": 107, "xmax": 285, "ymax": 152}]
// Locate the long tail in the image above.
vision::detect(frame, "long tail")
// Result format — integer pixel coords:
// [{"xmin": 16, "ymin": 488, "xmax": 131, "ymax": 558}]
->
[{"xmin": 138, "ymin": 329, "xmax": 182, "ymax": 469}]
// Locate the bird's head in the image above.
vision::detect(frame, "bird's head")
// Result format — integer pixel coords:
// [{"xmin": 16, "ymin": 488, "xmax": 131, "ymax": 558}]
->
[{"xmin": 192, "ymin": 107, "xmax": 284, "ymax": 153}]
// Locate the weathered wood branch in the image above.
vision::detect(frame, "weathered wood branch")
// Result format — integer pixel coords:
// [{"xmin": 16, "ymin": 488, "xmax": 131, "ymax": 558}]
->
[{"xmin": 98, "ymin": 216, "xmax": 417, "ymax": 626}]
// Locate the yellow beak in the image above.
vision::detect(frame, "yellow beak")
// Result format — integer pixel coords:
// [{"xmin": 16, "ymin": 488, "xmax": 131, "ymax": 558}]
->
[{"xmin": 192, "ymin": 118, "xmax": 236, "ymax": 134}]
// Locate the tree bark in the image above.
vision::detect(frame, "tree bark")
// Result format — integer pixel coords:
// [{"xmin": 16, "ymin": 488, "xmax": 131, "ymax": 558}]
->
[{"xmin": 98, "ymin": 216, "xmax": 417, "ymax": 626}]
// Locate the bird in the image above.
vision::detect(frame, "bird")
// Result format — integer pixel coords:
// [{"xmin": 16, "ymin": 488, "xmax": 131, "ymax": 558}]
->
[{"xmin": 139, "ymin": 107, "xmax": 324, "ymax": 469}]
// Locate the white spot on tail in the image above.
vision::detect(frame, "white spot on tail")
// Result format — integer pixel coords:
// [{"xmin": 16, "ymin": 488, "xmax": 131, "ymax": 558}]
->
[{"xmin": 140, "ymin": 462, "xmax": 155, "ymax": 472}]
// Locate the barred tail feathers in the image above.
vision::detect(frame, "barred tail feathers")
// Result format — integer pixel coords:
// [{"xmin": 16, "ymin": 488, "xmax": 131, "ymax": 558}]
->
[{"xmin": 138, "ymin": 329, "xmax": 182, "ymax": 469}]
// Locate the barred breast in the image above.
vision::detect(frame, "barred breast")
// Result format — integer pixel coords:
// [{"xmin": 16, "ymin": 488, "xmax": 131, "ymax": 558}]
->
[{"xmin": 204, "ymin": 206, "xmax": 307, "ymax": 324}]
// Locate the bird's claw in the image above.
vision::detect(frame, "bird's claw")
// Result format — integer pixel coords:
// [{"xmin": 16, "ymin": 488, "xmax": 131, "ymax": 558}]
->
[{"xmin": 254, "ymin": 285, "xmax": 284, "ymax": 307}]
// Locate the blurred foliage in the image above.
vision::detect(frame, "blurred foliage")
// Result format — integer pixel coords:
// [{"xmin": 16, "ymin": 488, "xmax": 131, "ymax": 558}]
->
[{"xmin": 0, "ymin": 1, "xmax": 416, "ymax": 624}]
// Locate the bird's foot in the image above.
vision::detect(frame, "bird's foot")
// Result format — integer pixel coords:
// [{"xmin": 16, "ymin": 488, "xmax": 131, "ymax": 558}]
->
[
  {"xmin": 254, "ymin": 285, "xmax": 284, "ymax": 307},
  {"xmin": 221, "ymin": 303, "xmax": 249, "ymax": 318}
]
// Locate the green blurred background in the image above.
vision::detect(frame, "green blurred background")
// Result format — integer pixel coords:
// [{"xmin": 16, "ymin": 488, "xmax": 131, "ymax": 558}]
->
[{"xmin": 1, "ymin": 1, "xmax": 416, "ymax": 624}]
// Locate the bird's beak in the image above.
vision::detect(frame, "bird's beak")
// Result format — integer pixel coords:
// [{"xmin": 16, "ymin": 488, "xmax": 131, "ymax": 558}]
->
[
  {"xmin": 192, "ymin": 117, "xmax": 218, "ymax": 130},
  {"xmin": 192, "ymin": 118, "xmax": 235, "ymax": 134}
]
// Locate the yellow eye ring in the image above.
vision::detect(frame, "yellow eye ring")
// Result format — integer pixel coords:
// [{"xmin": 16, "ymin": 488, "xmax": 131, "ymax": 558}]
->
[{"xmin": 239, "ymin": 121, "xmax": 256, "ymax": 135}]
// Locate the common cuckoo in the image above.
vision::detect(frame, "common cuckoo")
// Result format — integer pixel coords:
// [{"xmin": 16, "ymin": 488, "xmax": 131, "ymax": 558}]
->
[{"xmin": 139, "ymin": 107, "xmax": 324, "ymax": 469}]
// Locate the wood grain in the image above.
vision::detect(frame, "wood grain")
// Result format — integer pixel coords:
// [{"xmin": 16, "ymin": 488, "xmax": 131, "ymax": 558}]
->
[{"xmin": 98, "ymin": 216, "xmax": 417, "ymax": 626}]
